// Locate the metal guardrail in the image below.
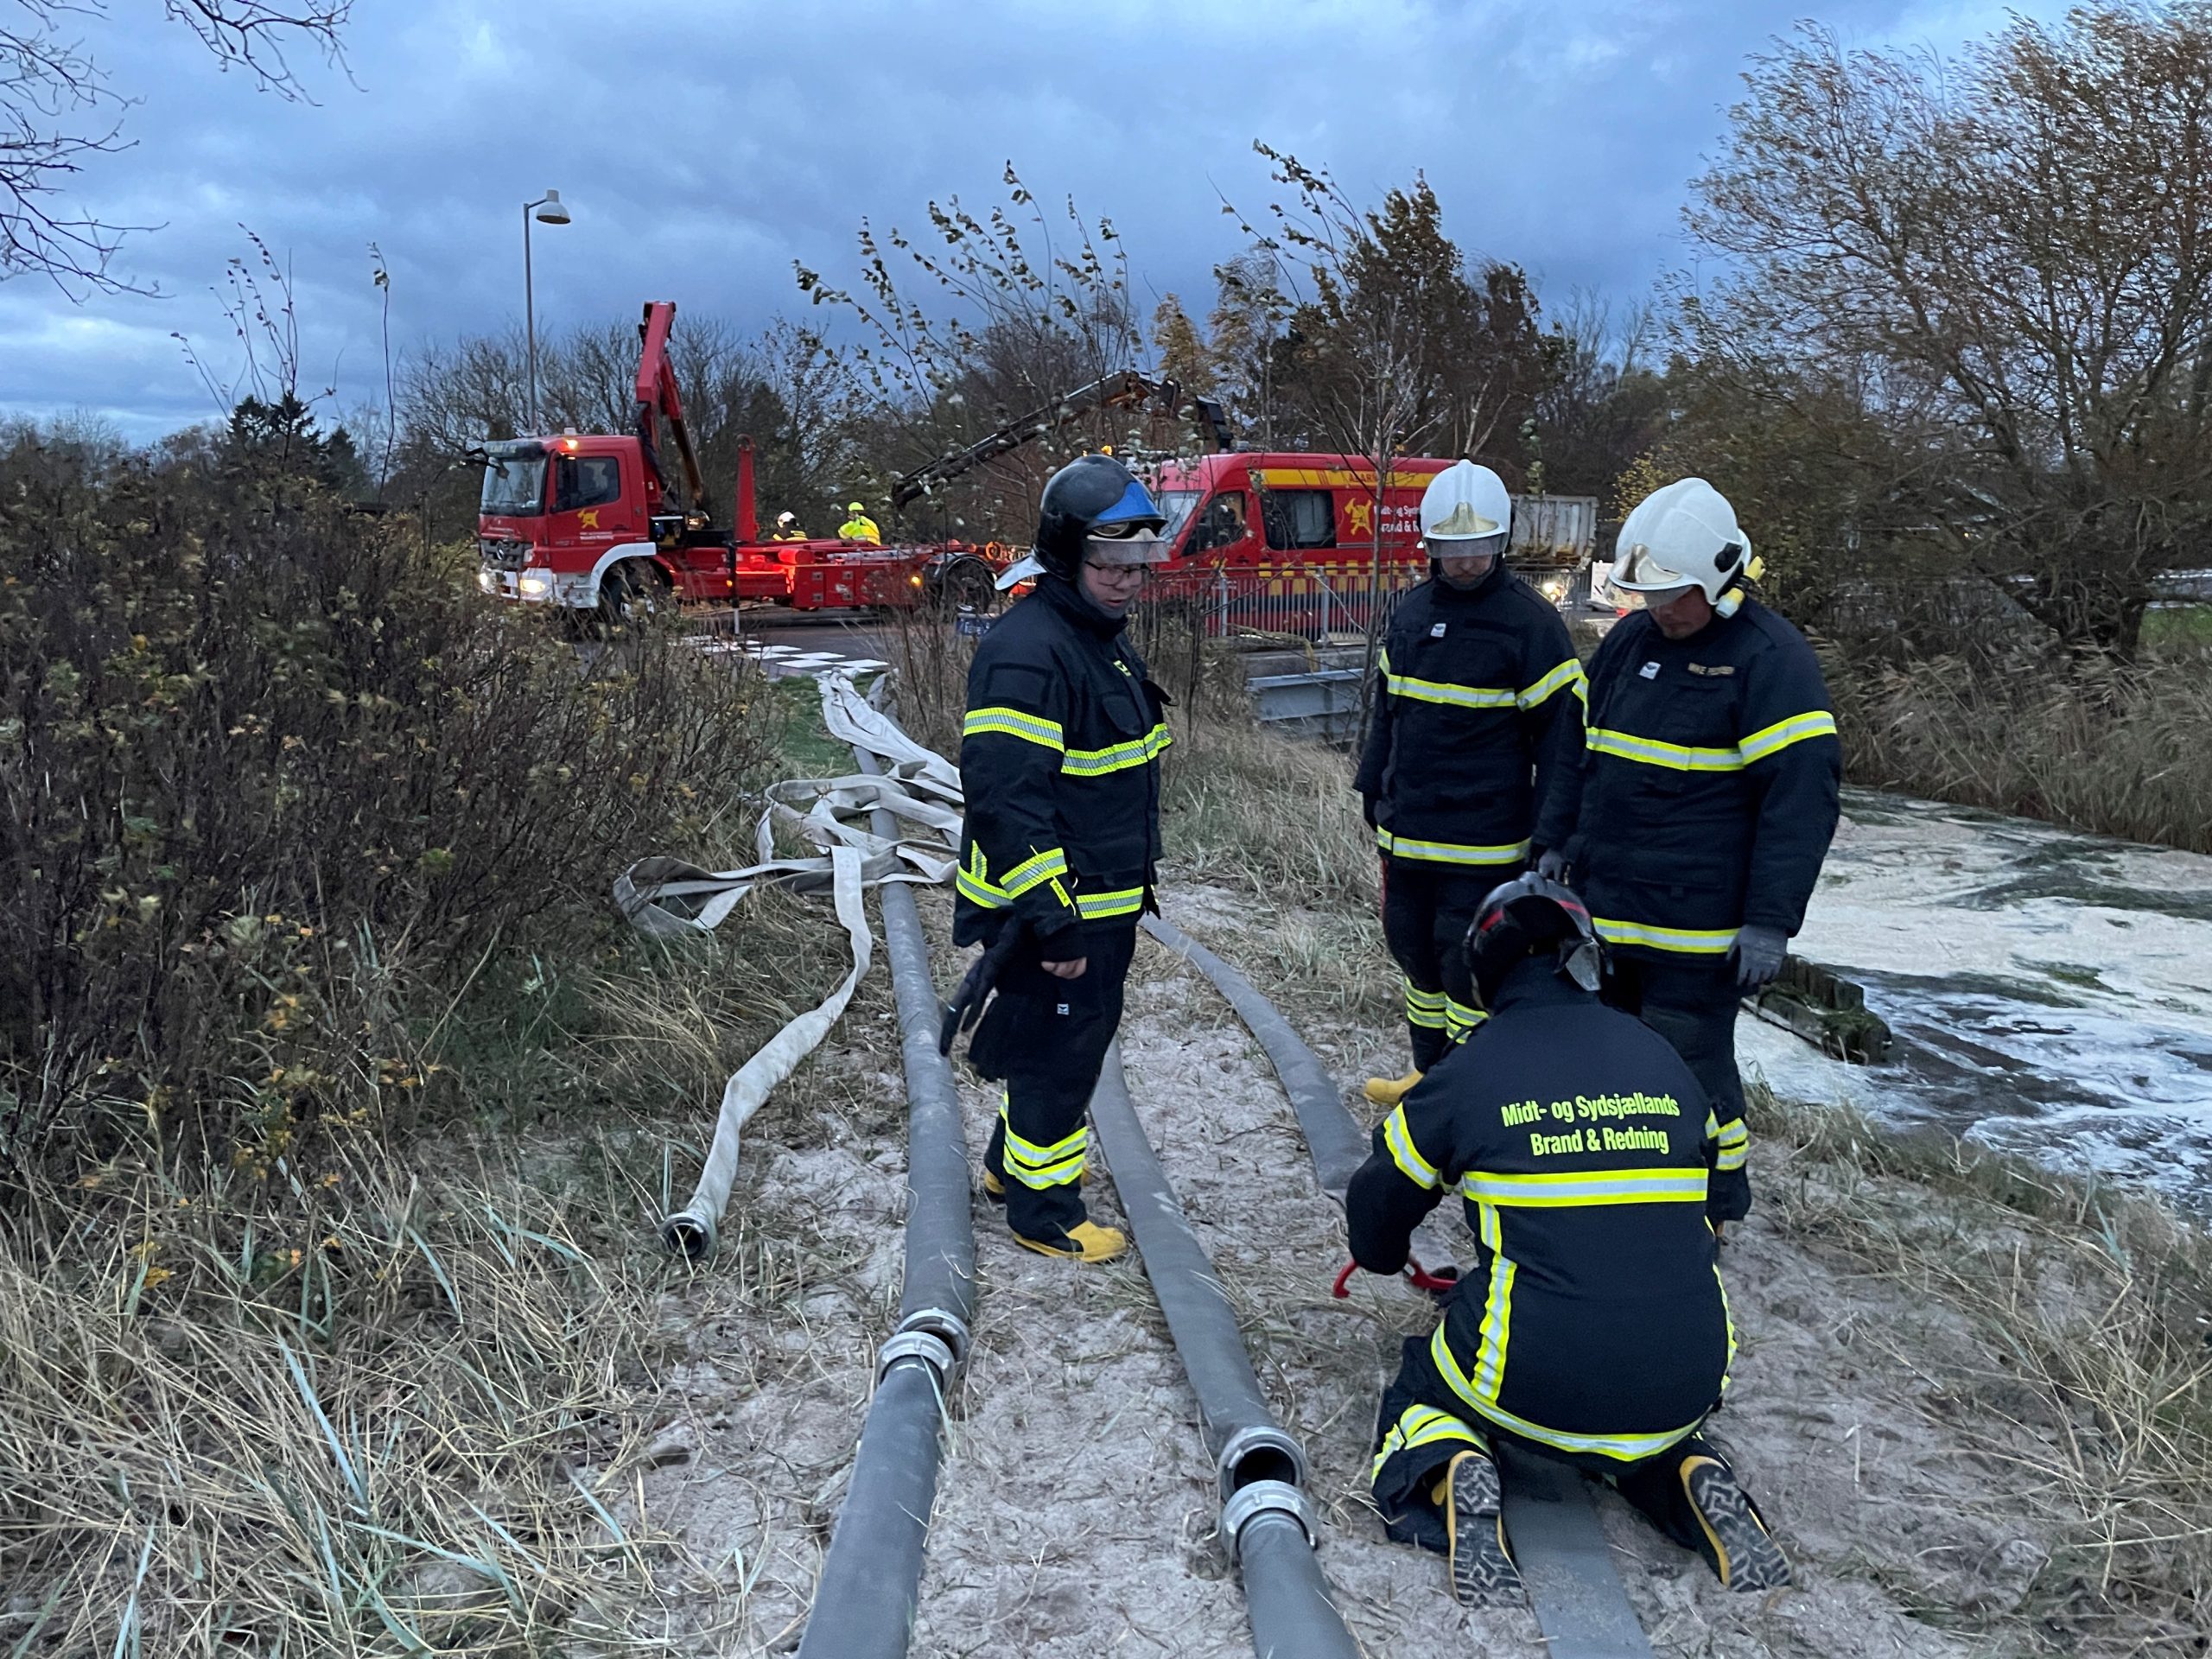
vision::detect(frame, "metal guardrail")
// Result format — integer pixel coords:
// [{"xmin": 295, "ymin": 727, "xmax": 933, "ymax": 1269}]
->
[{"xmin": 1143, "ymin": 561, "xmax": 1427, "ymax": 643}]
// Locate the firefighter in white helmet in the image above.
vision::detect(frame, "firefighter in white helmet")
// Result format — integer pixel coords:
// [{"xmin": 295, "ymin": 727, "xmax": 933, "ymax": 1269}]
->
[
  {"xmin": 1353, "ymin": 460, "xmax": 1586, "ymax": 1106},
  {"xmin": 1534, "ymin": 477, "xmax": 1840, "ymax": 1230}
]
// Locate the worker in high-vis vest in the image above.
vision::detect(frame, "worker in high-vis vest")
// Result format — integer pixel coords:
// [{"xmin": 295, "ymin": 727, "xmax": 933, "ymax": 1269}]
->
[
  {"xmin": 838, "ymin": 502, "xmax": 881, "ymax": 543},
  {"xmin": 1535, "ymin": 478, "xmax": 1840, "ymax": 1228},
  {"xmin": 1354, "ymin": 461, "xmax": 1585, "ymax": 1109},
  {"xmin": 938, "ymin": 454, "xmax": 1174, "ymax": 1263},
  {"xmin": 1347, "ymin": 874, "xmax": 1788, "ymax": 1605}
]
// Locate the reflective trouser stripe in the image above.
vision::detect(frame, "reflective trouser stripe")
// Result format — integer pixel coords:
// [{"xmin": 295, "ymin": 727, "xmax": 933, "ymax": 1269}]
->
[
  {"xmin": 999, "ymin": 1098, "xmax": 1087, "ymax": 1188},
  {"xmin": 1405, "ymin": 982, "xmax": 1448, "ymax": 1031},
  {"xmin": 1432, "ymin": 1323, "xmax": 1706, "ymax": 1462},
  {"xmin": 1371, "ymin": 1402, "xmax": 1484, "ymax": 1485},
  {"xmin": 1592, "ymin": 917, "xmax": 1739, "ymax": 955},
  {"xmin": 1713, "ymin": 1114, "xmax": 1749, "ymax": 1172}
]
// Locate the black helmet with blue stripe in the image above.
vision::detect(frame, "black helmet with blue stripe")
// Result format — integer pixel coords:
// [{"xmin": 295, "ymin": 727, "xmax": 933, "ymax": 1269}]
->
[{"xmin": 1032, "ymin": 454, "xmax": 1169, "ymax": 582}]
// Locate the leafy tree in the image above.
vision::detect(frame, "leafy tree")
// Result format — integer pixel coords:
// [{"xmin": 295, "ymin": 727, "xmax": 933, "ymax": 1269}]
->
[
  {"xmin": 1683, "ymin": 5, "xmax": 2212, "ymax": 658},
  {"xmin": 1151, "ymin": 294, "xmax": 1214, "ymax": 397}
]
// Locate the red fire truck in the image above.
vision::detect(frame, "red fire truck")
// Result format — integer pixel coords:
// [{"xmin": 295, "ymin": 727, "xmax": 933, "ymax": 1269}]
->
[
  {"xmin": 474, "ymin": 302, "xmax": 1222, "ymax": 621},
  {"xmin": 474, "ymin": 299, "xmax": 1595, "ymax": 626}
]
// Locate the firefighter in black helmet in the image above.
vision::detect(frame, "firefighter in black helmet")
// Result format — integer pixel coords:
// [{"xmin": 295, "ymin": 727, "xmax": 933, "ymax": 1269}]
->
[
  {"xmin": 1347, "ymin": 874, "xmax": 1789, "ymax": 1606},
  {"xmin": 940, "ymin": 454, "xmax": 1174, "ymax": 1262}
]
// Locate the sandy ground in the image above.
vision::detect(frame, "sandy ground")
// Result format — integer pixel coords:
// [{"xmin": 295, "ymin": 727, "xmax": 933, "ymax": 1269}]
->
[{"xmin": 625, "ymin": 877, "xmax": 2100, "ymax": 1656}]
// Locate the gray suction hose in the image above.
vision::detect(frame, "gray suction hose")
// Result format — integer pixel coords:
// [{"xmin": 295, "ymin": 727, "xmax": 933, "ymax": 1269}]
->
[
  {"xmin": 1149, "ymin": 916, "xmax": 1656, "ymax": 1659},
  {"xmin": 792, "ymin": 754, "xmax": 978, "ymax": 1659},
  {"xmin": 1142, "ymin": 915, "xmax": 1367, "ymax": 1197},
  {"xmin": 1086, "ymin": 1046, "xmax": 1362, "ymax": 1659}
]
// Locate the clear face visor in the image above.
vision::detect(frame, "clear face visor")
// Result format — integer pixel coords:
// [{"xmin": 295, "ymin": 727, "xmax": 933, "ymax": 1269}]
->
[
  {"xmin": 1083, "ymin": 526, "xmax": 1171, "ymax": 569},
  {"xmin": 1427, "ymin": 532, "xmax": 1504, "ymax": 563}
]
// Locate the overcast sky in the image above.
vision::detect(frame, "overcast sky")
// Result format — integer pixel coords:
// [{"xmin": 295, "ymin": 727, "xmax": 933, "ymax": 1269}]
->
[{"xmin": 0, "ymin": 0, "xmax": 2065, "ymax": 442}]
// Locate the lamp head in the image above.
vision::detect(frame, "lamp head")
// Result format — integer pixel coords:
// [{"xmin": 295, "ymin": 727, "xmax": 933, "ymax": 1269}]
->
[{"xmin": 534, "ymin": 188, "xmax": 571, "ymax": 226}]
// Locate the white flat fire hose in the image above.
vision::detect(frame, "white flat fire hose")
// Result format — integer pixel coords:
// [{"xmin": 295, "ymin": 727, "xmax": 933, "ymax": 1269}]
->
[{"xmin": 614, "ymin": 673, "xmax": 963, "ymax": 1258}]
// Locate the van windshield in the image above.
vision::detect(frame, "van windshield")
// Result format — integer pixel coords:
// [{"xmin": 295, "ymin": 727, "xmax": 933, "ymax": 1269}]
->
[
  {"xmin": 1157, "ymin": 490, "xmax": 1201, "ymax": 544},
  {"xmin": 480, "ymin": 451, "xmax": 547, "ymax": 517}
]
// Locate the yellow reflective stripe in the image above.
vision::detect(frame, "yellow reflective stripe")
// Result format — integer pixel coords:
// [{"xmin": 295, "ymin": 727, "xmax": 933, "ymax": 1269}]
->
[
  {"xmin": 1433, "ymin": 1322, "xmax": 1706, "ymax": 1463},
  {"xmin": 956, "ymin": 868, "xmax": 1009, "ymax": 909},
  {"xmin": 1062, "ymin": 723, "xmax": 1173, "ymax": 776},
  {"xmin": 1517, "ymin": 658, "xmax": 1586, "ymax": 709},
  {"xmin": 1406, "ymin": 982, "xmax": 1448, "ymax": 1029},
  {"xmin": 1445, "ymin": 997, "xmax": 1486, "ymax": 1041},
  {"xmin": 1074, "ymin": 886, "xmax": 1145, "ymax": 920},
  {"xmin": 1592, "ymin": 917, "xmax": 1738, "ymax": 955},
  {"xmin": 963, "ymin": 706, "xmax": 1065, "ymax": 751},
  {"xmin": 1002, "ymin": 1114, "xmax": 1090, "ymax": 1188},
  {"xmin": 1572, "ymin": 675, "xmax": 1589, "ymax": 705},
  {"xmin": 1370, "ymin": 1403, "xmax": 1481, "ymax": 1483},
  {"xmin": 1473, "ymin": 1255, "xmax": 1516, "ymax": 1400},
  {"xmin": 1477, "ymin": 1199, "xmax": 1501, "ymax": 1255},
  {"xmin": 1383, "ymin": 670, "xmax": 1519, "ymax": 710},
  {"xmin": 1714, "ymin": 1116, "xmax": 1750, "ymax": 1173},
  {"xmin": 1456, "ymin": 1167, "xmax": 1708, "ymax": 1206},
  {"xmin": 1738, "ymin": 709, "xmax": 1838, "ymax": 763},
  {"xmin": 1001, "ymin": 848, "xmax": 1068, "ymax": 896},
  {"xmin": 1382, "ymin": 1105, "xmax": 1441, "ymax": 1191},
  {"xmin": 1586, "ymin": 726, "xmax": 1744, "ymax": 772},
  {"xmin": 1376, "ymin": 828, "xmax": 1531, "ymax": 866}
]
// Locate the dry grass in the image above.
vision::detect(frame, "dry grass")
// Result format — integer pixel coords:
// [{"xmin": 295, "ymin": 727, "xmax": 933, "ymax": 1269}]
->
[
  {"xmin": 1827, "ymin": 645, "xmax": 2212, "ymax": 856},
  {"xmin": 1746, "ymin": 1088, "xmax": 2212, "ymax": 1652},
  {"xmin": 0, "ymin": 837, "xmax": 892, "ymax": 1656}
]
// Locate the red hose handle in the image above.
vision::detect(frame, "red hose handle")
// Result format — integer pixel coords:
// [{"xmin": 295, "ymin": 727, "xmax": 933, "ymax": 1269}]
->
[{"xmin": 1332, "ymin": 1255, "xmax": 1459, "ymax": 1298}]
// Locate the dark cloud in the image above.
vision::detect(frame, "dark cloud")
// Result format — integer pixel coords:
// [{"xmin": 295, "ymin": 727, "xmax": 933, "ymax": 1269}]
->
[{"xmin": 0, "ymin": 0, "xmax": 2062, "ymax": 440}]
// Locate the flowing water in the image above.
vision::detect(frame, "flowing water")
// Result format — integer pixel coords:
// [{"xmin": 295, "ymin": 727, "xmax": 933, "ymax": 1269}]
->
[{"xmin": 1736, "ymin": 788, "xmax": 2212, "ymax": 1207}]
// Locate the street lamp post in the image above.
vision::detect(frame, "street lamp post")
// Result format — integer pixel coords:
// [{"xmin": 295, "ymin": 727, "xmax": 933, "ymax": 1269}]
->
[{"xmin": 522, "ymin": 188, "xmax": 571, "ymax": 432}]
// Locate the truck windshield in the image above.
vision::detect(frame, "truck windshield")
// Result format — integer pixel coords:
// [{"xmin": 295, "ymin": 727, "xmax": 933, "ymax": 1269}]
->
[
  {"xmin": 1157, "ymin": 490, "xmax": 1200, "ymax": 543},
  {"xmin": 480, "ymin": 454, "xmax": 547, "ymax": 517}
]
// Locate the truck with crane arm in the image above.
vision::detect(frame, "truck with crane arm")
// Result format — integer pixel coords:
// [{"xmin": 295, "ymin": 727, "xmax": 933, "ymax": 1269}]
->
[{"xmin": 474, "ymin": 299, "xmax": 1599, "ymax": 626}]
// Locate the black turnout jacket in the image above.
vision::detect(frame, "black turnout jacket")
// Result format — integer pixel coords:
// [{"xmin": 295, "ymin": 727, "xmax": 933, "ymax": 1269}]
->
[
  {"xmin": 1536, "ymin": 597, "xmax": 1840, "ymax": 961},
  {"xmin": 1355, "ymin": 563, "xmax": 1586, "ymax": 870},
  {"xmin": 1348, "ymin": 960, "xmax": 1741, "ymax": 1461},
  {"xmin": 954, "ymin": 575, "xmax": 1170, "ymax": 954}
]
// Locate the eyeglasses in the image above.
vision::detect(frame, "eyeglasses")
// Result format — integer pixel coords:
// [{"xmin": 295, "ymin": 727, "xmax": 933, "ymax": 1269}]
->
[{"xmin": 1081, "ymin": 561, "xmax": 1151, "ymax": 581}]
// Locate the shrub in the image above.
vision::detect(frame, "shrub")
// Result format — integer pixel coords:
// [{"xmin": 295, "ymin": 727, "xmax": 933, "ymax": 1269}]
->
[{"xmin": 0, "ymin": 437, "xmax": 774, "ymax": 1171}]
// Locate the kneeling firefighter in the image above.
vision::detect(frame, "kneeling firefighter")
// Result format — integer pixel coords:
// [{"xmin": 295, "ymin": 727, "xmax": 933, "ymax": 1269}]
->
[
  {"xmin": 1346, "ymin": 874, "xmax": 1788, "ymax": 1605},
  {"xmin": 1355, "ymin": 461, "xmax": 1585, "ymax": 1108},
  {"xmin": 939, "ymin": 454, "xmax": 1175, "ymax": 1262}
]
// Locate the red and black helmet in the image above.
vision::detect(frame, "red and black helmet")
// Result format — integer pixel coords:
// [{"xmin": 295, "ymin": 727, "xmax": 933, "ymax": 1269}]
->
[{"xmin": 1463, "ymin": 872, "xmax": 1602, "ymax": 1007}]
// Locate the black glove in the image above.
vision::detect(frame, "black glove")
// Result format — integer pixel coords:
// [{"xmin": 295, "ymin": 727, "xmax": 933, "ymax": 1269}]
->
[
  {"xmin": 1534, "ymin": 846, "xmax": 1570, "ymax": 883},
  {"xmin": 938, "ymin": 922, "xmax": 1027, "ymax": 1056},
  {"xmin": 1729, "ymin": 924, "xmax": 1788, "ymax": 993}
]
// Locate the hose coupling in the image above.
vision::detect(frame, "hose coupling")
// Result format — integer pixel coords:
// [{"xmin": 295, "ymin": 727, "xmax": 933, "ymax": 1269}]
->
[
  {"xmin": 1219, "ymin": 1479, "xmax": 1318, "ymax": 1563},
  {"xmin": 1217, "ymin": 1423, "xmax": 1308, "ymax": 1501},
  {"xmin": 875, "ymin": 1307, "xmax": 971, "ymax": 1388}
]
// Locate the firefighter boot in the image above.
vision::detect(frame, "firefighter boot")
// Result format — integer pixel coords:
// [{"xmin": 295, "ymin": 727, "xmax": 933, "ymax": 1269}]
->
[
  {"xmin": 1680, "ymin": 1454, "xmax": 1792, "ymax": 1592},
  {"xmin": 1439, "ymin": 1449, "xmax": 1521, "ymax": 1606},
  {"xmin": 1363, "ymin": 1069, "xmax": 1425, "ymax": 1109},
  {"xmin": 1012, "ymin": 1219, "xmax": 1128, "ymax": 1263}
]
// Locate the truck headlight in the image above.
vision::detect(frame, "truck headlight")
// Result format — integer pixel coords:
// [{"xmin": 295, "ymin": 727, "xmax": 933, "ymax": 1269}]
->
[{"xmin": 518, "ymin": 571, "xmax": 553, "ymax": 600}]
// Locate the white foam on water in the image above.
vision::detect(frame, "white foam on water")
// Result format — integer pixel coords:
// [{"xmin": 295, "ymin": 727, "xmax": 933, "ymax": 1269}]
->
[{"xmin": 1738, "ymin": 790, "xmax": 2212, "ymax": 1205}]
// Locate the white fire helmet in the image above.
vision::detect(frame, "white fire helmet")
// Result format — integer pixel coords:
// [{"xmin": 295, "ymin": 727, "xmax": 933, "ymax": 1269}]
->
[
  {"xmin": 1420, "ymin": 460, "xmax": 1511, "ymax": 548},
  {"xmin": 1611, "ymin": 478, "xmax": 1752, "ymax": 602}
]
